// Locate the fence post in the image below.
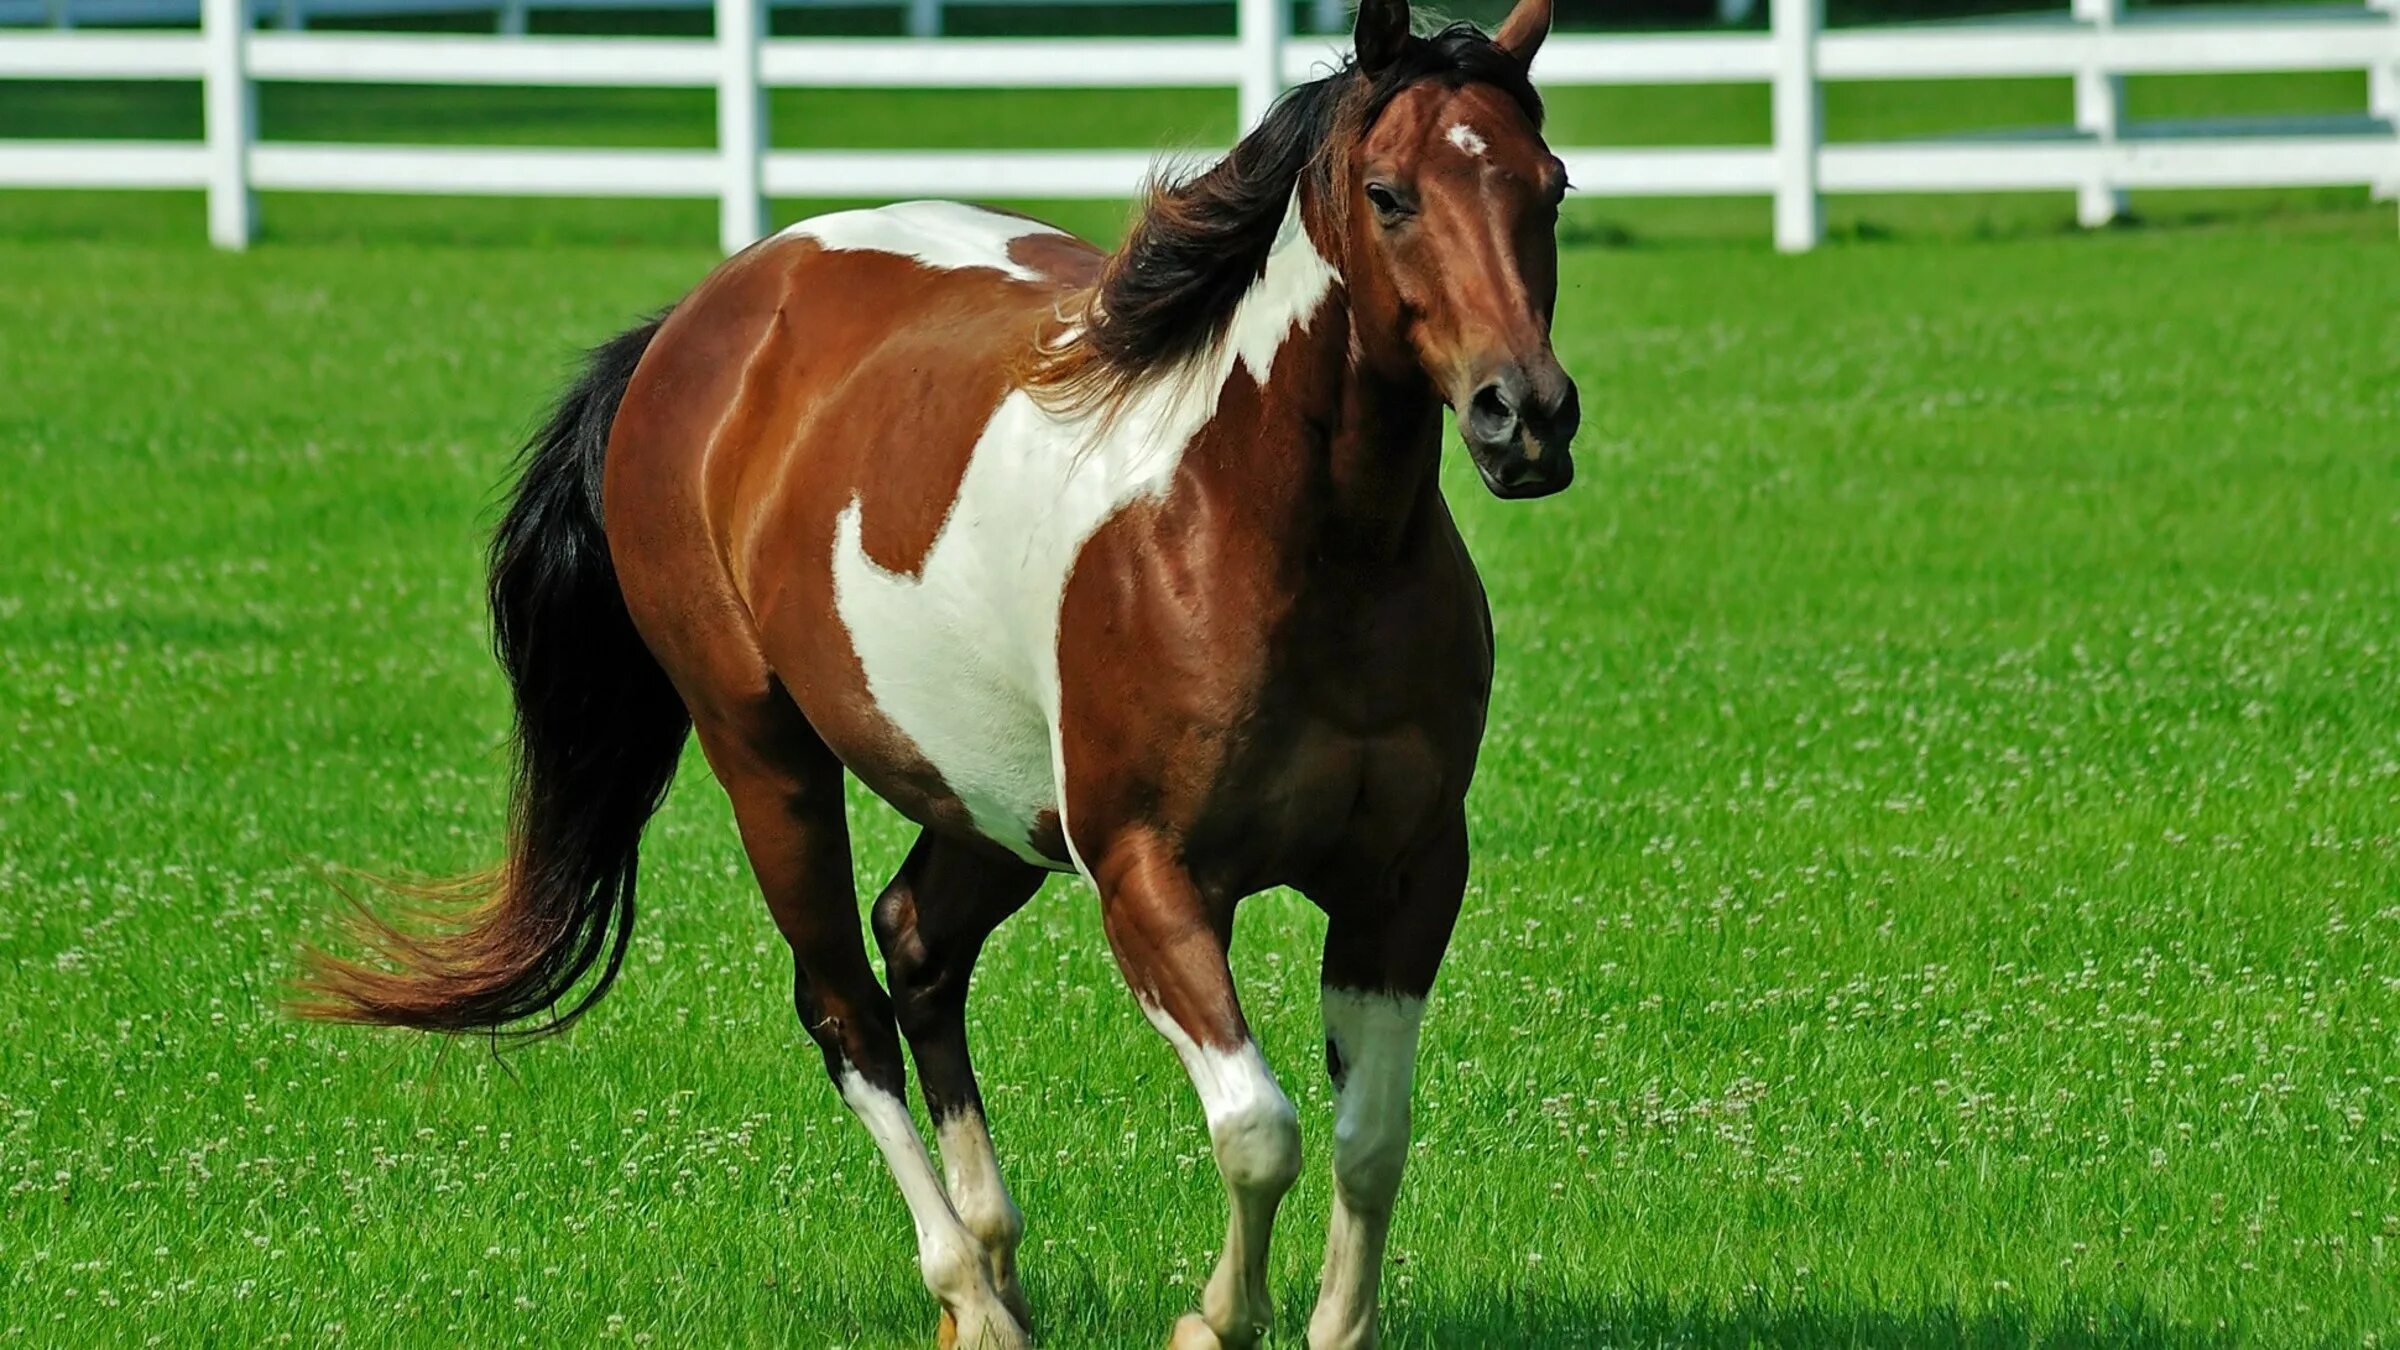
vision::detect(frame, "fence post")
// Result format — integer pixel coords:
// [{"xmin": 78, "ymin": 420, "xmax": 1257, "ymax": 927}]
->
[
  {"xmin": 1311, "ymin": 0, "xmax": 1343, "ymax": 37},
  {"xmin": 1237, "ymin": 0, "xmax": 1286, "ymax": 132},
  {"xmin": 498, "ymin": 0, "xmax": 529, "ymax": 36},
  {"xmin": 46, "ymin": 0, "xmax": 72, "ymax": 30},
  {"xmin": 1769, "ymin": 0, "xmax": 1821, "ymax": 252},
  {"xmin": 716, "ymin": 0, "xmax": 767, "ymax": 253},
  {"xmin": 2372, "ymin": 0, "xmax": 2397, "ymax": 203},
  {"xmin": 202, "ymin": 0, "xmax": 256, "ymax": 250},
  {"xmin": 2072, "ymin": 0, "xmax": 2125, "ymax": 226},
  {"xmin": 906, "ymin": 0, "xmax": 941, "ymax": 38}
]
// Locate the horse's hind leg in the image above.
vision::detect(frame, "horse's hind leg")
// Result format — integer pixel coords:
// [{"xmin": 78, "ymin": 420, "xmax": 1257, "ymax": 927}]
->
[
  {"xmin": 871, "ymin": 832, "xmax": 1047, "ymax": 1334},
  {"xmin": 694, "ymin": 703, "xmax": 1026, "ymax": 1350}
]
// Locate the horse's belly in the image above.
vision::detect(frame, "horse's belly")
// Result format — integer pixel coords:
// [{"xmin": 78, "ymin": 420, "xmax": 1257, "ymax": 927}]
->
[{"xmin": 829, "ymin": 517, "xmax": 1065, "ymax": 865}]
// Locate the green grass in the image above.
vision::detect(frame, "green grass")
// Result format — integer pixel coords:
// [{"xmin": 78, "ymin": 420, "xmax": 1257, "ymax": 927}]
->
[{"xmin": 2, "ymin": 71, "xmax": 2398, "ymax": 1348}]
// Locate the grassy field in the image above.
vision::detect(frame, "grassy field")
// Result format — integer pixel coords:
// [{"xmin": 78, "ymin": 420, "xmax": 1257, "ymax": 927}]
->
[{"xmin": 3, "ymin": 68, "xmax": 2399, "ymax": 1347}]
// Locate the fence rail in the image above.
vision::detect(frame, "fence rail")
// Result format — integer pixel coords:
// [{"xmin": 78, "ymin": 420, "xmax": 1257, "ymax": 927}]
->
[
  {"xmin": 3, "ymin": 0, "xmax": 2394, "ymax": 252},
  {"xmin": 3, "ymin": 0, "xmax": 1320, "ymax": 41}
]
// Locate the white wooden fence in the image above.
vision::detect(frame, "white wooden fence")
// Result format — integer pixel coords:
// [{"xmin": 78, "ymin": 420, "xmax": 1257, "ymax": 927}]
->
[
  {"xmin": 3, "ymin": 0, "xmax": 1339, "ymax": 43},
  {"xmin": 2, "ymin": 0, "xmax": 2394, "ymax": 253}
]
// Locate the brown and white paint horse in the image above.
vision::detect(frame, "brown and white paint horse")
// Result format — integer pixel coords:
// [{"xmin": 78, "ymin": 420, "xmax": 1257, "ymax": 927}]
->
[{"xmin": 303, "ymin": 0, "xmax": 1577, "ymax": 1344}]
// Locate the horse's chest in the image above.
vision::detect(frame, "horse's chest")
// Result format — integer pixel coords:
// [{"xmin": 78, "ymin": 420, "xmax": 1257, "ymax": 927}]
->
[
  {"xmin": 1205, "ymin": 716, "xmax": 1452, "ymax": 879},
  {"xmin": 1047, "ymin": 531, "xmax": 1487, "ymax": 883}
]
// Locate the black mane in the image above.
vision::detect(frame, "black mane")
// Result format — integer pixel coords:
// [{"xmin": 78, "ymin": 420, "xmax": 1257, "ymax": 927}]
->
[{"xmin": 1029, "ymin": 23, "xmax": 1541, "ymax": 400}]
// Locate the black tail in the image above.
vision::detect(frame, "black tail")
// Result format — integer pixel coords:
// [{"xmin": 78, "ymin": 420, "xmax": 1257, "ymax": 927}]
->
[{"xmin": 298, "ymin": 314, "xmax": 689, "ymax": 1039}]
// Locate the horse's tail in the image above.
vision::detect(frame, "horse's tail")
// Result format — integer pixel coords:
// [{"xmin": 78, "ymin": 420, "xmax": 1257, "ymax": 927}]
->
[{"xmin": 295, "ymin": 314, "xmax": 690, "ymax": 1040}]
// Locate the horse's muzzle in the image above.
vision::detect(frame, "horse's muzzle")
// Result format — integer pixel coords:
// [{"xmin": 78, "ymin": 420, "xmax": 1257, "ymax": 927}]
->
[{"xmin": 1461, "ymin": 363, "xmax": 1578, "ymax": 500}]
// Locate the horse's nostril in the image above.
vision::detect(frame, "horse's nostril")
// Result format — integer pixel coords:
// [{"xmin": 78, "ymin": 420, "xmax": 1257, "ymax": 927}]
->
[{"xmin": 1468, "ymin": 382, "xmax": 1516, "ymax": 436}]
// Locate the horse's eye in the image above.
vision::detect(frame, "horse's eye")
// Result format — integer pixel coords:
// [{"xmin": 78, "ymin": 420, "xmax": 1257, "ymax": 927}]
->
[{"xmin": 1364, "ymin": 181, "xmax": 1411, "ymax": 223}]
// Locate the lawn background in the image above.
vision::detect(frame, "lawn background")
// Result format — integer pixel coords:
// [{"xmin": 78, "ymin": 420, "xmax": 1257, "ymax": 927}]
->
[{"xmin": 1, "ymin": 57, "xmax": 2397, "ymax": 1348}]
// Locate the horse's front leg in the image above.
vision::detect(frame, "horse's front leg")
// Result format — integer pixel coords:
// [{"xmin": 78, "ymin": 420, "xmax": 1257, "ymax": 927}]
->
[
  {"xmin": 1091, "ymin": 830, "xmax": 1302, "ymax": 1350},
  {"xmin": 1304, "ymin": 812, "xmax": 1468, "ymax": 1350}
]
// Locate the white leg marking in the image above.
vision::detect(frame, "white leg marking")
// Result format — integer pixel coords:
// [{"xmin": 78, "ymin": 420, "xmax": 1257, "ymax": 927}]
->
[
  {"xmin": 1444, "ymin": 122, "xmax": 1488, "ymax": 158},
  {"xmin": 1140, "ymin": 1001, "xmax": 1302, "ymax": 1348},
  {"xmin": 838, "ymin": 1070, "xmax": 1025, "ymax": 1349},
  {"xmin": 1307, "ymin": 992, "xmax": 1425, "ymax": 1350},
  {"xmin": 936, "ymin": 1109, "xmax": 1027, "ymax": 1313}
]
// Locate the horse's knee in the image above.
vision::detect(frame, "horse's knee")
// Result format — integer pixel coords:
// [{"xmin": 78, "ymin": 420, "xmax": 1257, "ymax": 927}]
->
[
  {"xmin": 1330, "ymin": 1108, "xmax": 1409, "ymax": 1213},
  {"xmin": 1322, "ymin": 990, "xmax": 1425, "ymax": 1214},
  {"xmin": 1212, "ymin": 1090, "xmax": 1302, "ymax": 1198},
  {"xmin": 1148, "ymin": 1015, "xmax": 1301, "ymax": 1199}
]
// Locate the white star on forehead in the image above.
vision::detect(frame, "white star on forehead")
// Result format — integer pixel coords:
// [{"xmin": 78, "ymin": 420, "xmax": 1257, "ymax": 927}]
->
[{"xmin": 1444, "ymin": 122, "xmax": 1488, "ymax": 157}]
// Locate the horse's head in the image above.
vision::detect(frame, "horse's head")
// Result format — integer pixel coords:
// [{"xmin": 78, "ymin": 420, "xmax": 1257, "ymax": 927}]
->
[{"xmin": 1336, "ymin": 0, "xmax": 1577, "ymax": 499}]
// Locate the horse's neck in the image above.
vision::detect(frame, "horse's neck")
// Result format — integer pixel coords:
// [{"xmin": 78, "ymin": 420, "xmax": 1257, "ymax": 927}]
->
[
  {"xmin": 1319, "ymin": 339, "xmax": 1447, "ymax": 559},
  {"xmin": 1188, "ymin": 194, "xmax": 1447, "ymax": 562}
]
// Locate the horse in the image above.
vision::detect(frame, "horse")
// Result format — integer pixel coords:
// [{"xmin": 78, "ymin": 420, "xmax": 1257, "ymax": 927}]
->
[{"xmin": 300, "ymin": 0, "xmax": 1577, "ymax": 1343}]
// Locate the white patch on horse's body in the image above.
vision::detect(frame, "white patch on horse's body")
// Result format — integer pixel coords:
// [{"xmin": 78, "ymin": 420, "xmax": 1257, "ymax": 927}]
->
[
  {"xmin": 1444, "ymin": 122, "xmax": 1488, "ymax": 157},
  {"xmin": 838, "ymin": 1069, "xmax": 1024, "ymax": 1346},
  {"xmin": 1309, "ymin": 990, "xmax": 1425, "ymax": 1349},
  {"xmin": 830, "ymin": 194, "xmax": 1339, "ymax": 869},
  {"xmin": 781, "ymin": 199, "xmax": 1067, "ymax": 283}
]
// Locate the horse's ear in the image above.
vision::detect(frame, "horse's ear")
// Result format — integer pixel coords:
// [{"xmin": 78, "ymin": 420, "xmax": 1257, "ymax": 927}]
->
[
  {"xmin": 1493, "ymin": 0, "xmax": 1552, "ymax": 65},
  {"xmin": 1354, "ymin": 0, "xmax": 1410, "ymax": 75}
]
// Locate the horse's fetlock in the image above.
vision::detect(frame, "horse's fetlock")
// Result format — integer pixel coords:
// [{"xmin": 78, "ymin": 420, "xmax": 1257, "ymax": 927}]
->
[
  {"xmin": 963, "ymin": 1192, "xmax": 1025, "ymax": 1255},
  {"xmin": 917, "ymin": 1232, "xmax": 993, "ymax": 1305}
]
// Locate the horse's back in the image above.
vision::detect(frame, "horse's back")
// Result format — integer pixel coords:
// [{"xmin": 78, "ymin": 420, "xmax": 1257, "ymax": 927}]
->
[{"xmin": 605, "ymin": 200, "xmax": 1100, "ymax": 867}]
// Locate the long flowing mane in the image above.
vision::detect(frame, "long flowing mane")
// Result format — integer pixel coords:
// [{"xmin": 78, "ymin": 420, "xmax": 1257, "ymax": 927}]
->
[{"xmin": 1023, "ymin": 23, "xmax": 1542, "ymax": 408}]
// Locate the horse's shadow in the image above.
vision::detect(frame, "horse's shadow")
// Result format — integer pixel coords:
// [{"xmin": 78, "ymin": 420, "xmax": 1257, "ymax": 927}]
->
[{"xmin": 1383, "ymin": 1288, "xmax": 2235, "ymax": 1349}]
